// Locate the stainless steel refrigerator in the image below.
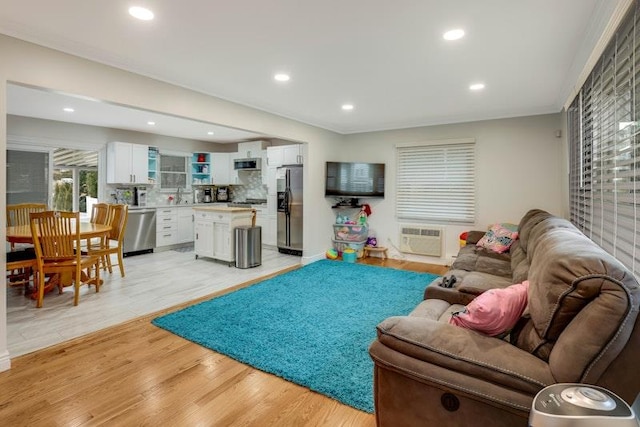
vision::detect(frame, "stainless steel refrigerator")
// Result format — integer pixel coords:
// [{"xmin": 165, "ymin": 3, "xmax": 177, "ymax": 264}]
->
[{"xmin": 277, "ymin": 164, "xmax": 303, "ymax": 255}]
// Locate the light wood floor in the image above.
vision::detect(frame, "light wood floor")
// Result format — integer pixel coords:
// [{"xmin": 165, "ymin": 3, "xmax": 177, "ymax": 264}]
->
[
  {"xmin": 0, "ymin": 257, "xmax": 446, "ymax": 426},
  {"xmin": 7, "ymin": 246, "xmax": 301, "ymax": 356}
]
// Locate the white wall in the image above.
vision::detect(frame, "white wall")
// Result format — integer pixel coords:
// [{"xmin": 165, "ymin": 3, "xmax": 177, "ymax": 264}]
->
[
  {"xmin": 0, "ymin": 80, "xmax": 7, "ymax": 371},
  {"xmin": 0, "ymin": 34, "xmax": 343, "ymax": 368},
  {"xmin": 342, "ymin": 113, "xmax": 565, "ymax": 262}
]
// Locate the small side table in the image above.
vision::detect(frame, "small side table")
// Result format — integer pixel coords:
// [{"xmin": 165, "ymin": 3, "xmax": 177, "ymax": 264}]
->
[{"xmin": 364, "ymin": 246, "xmax": 388, "ymax": 259}]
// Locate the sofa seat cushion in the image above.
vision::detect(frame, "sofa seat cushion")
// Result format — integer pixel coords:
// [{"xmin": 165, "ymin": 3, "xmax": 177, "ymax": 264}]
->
[
  {"xmin": 451, "ymin": 245, "xmax": 512, "ymax": 278},
  {"xmin": 409, "ymin": 299, "xmax": 466, "ymax": 322},
  {"xmin": 376, "ymin": 316, "xmax": 555, "ymax": 395},
  {"xmin": 425, "ymin": 269, "xmax": 513, "ymax": 303}
]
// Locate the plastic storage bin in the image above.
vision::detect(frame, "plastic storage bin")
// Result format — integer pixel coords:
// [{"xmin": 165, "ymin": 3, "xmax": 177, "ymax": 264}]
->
[
  {"xmin": 342, "ymin": 249, "xmax": 357, "ymax": 263},
  {"xmin": 333, "ymin": 224, "xmax": 368, "ymax": 241},
  {"xmin": 459, "ymin": 231, "xmax": 469, "ymax": 247},
  {"xmin": 332, "ymin": 239, "xmax": 367, "ymax": 258}
]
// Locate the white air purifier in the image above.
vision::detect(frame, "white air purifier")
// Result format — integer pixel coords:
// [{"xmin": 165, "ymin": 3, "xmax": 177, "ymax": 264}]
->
[{"xmin": 529, "ymin": 384, "xmax": 639, "ymax": 427}]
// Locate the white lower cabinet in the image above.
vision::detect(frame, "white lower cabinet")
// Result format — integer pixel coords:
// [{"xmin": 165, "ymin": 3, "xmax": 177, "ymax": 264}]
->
[
  {"xmin": 213, "ymin": 222, "xmax": 231, "ymax": 261},
  {"xmin": 252, "ymin": 206, "xmax": 275, "ymax": 246},
  {"xmin": 177, "ymin": 208, "xmax": 194, "ymax": 244},
  {"xmin": 193, "ymin": 208, "xmax": 253, "ymax": 264},
  {"xmin": 156, "ymin": 207, "xmax": 178, "ymax": 247},
  {"xmin": 194, "ymin": 219, "xmax": 214, "ymax": 257},
  {"xmin": 265, "ymin": 215, "xmax": 277, "ymax": 246},
  {"xmin": 156, "ymin": 207, "xmax": 194, "ymax": 248}
]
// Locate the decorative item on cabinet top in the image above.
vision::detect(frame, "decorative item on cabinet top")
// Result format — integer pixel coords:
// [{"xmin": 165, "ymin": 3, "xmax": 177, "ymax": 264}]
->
[
  {"xmin": 192, "ymin": 152, "xmax": 212, "ymax": 185},
  {"xmin": 148, "ymin": 147, "xmax": 158, "ymax": 184}
]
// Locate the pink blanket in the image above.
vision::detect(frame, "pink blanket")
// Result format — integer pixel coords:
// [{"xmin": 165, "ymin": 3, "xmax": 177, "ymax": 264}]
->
[{"xmin": 449, "ymin": 281, "xmax": 529, "ymax": 336}]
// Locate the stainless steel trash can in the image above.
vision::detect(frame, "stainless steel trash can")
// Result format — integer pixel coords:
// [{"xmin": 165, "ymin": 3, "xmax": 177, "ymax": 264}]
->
[{"xmin": 235, "ymin": 225, "xmax": 262, "ymax": 268}]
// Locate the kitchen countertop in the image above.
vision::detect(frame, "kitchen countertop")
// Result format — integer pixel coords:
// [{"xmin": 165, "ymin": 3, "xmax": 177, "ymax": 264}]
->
[
  {"xmin": 128, "ymin": 203, "xmax": 265, "ymax": 210},
  {"xmin": 193, "ymin": 206, "xmax": 255, "ymax": 213}
]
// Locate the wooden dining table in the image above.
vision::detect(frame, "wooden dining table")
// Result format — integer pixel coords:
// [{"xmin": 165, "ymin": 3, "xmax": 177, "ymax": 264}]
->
[
  {"xmin": 6, "ymin": 222, "xmax": 112, "ymax": 245},
  {"xmin": 6, "ymin": 222, "xmax": 112, "ymax": 298}
]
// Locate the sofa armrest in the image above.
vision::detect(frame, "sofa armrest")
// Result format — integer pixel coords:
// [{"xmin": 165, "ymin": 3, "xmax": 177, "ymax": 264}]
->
[{"xmin": 375, "ymin": 316, "xmax": 554, "ymax": 394}]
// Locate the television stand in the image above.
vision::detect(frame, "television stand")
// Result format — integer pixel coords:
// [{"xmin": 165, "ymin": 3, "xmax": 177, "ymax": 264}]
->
[{"xmin": 331, "ymin": 198, "xmax": 361, "ymax": 209}]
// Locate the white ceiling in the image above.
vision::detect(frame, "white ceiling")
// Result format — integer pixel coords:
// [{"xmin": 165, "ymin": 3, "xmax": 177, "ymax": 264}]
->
[
  {"xmin": 0, "ymin": 0, "xmax": 624, "ymax": 139},
  {"xmin": 7, "ymin": 84, "xmax": 267, "ymax": 143}
]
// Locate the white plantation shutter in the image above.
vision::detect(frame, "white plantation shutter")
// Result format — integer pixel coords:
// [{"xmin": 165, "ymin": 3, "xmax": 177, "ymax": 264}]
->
[
  {"xmin": 568, "ymin": 1, "xmax": 639, "ymax": 279},
  {"xmin": 396, "ymin": 139, "xmax": 475, "ymax": 223}
]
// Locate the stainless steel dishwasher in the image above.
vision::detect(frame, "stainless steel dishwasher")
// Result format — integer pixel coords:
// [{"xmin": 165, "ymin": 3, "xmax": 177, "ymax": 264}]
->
[{"xmin": 124, "ymin": 207, "xmax": 156, "ymax": 256}]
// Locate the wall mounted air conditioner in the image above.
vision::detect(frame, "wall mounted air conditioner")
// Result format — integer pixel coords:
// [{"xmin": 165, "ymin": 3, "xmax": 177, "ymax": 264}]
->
[{"xmin": 399, "ymin": 225, "xmax": 443, "ymax": 257}]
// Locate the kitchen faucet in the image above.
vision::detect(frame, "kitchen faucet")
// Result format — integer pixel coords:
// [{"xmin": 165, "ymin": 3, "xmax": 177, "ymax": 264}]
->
[{"xmin": 176, "ymin": 187, "xmax": 182, "ymax": 204}]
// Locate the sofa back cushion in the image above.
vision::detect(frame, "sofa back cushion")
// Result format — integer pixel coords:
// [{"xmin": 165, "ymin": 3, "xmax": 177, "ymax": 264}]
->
[
  {"xmin": 524, "ymin": 216, "xmax": 580, "ymax": 262},
  {"xmin": 509, "ymin": 239, "xmax": 529, "ymax": 283},
  {"xmin": 509, "ymin": 211, "xmax": 573, "ymax": 284},
  {"xmin": 512, "ymin": 223, "xmax": 640, "ymax": 383},
  {"xmin": 516, "ymin": 209, "xmax": 553, "ymax": 251}
]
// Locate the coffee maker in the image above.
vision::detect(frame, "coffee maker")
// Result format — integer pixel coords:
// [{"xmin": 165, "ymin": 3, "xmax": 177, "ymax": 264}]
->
[
  {"xmin": 203, "ymin": 188, "xmax": 213, "ymax": 203},
  {"xmin": 135, "ymin": 187, "xmax": 147, "ymax": 206},
  {"xmin": 216, "ymin": 186, "xmax": 229, "ymax": 202}
]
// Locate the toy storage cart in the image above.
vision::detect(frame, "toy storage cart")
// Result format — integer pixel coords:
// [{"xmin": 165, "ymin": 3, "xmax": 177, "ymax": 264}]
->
[{"xmin": 333, "ymin": 224, "xmax": 368, "ymax": 241}]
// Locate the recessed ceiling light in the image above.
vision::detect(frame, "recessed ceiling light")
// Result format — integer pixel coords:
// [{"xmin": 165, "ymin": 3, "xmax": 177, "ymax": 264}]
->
[
  {"xmin": 147, "ymin": 121, "xmax": 156, "ymax": 126},
  {"xmin": 129, "ymin": 6, "xmax": 154, "ymax": 21},
  {"xmin": 63, "ymin": 107, "xmax": 74, "ymax": 113},
  {"xmin": 342, "ymin": 104, "xmax": 354, "ymax": 111},
  {"xmin": 443, "ymin": 29, "xmax": 465, "ymax": 41},
  {"xmin": 274, "ymin": 73, "xmax": 290, "ymax": 82},
  {"xmin": 207, "ymin": 131, "xmax": 214, "ymax": 135},
  {"xmin": 469, "ymin": 83, "xmax": 485, "ymax": 91}
]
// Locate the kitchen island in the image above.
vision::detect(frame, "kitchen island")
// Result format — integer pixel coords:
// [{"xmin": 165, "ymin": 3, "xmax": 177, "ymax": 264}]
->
[{"xmin": 193, "ymin": 206, "xmax": 255, "ymax": 265}]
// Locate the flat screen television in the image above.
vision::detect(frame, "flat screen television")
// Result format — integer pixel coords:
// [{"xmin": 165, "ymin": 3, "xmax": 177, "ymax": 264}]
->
[{"xmin": 325, "ymin": 161, "xmax": 385, "ymax": 198}]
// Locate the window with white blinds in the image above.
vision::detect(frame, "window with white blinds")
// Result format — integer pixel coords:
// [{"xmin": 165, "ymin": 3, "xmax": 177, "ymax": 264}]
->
[
  {"xmin": 396, "ymin": 139, "xmax": 475, "ymax": 223},
  {"xmin": 7, "ymin": 150, "xmax": 50, "ymax": 205},
  {"xmin": 568, "ymin": 0, "xmax": 639, "ymax": 278}
]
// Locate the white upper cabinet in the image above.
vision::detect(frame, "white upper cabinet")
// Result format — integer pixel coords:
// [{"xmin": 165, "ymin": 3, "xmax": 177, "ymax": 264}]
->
[
  {"xmin": 229, "ymin": 152, "xmax": 240, "ymax": 184},
  {"xmin": 266, "ymin": 146, "xmax": 285, "ymax": 167},
  {"xmin": 211, "ymin": 152, "xmax": 231, "ymax": 184},
  {"xmin": 107, "ymin": 141, "xmax": 149, "ymax": 184},
  {"xmin": 283, "ymin": 144, "xmax": 303, "ymax": 165},
  {"xmin": 237, "ymin": 141, "xmax": 265, "ymax": 158},
  {"xmin": 266, "ymin": 144, "xmax": 303, "ymax": 167}
]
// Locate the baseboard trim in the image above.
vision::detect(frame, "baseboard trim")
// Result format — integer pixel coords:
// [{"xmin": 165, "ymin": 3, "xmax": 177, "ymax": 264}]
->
[
  {"xmin": 303, "ymin": 253, "xmax": 325, "ymax": 264},
  {"xmin": 0, "ymin": 350, "xmax": 11, "ymax": 372}
]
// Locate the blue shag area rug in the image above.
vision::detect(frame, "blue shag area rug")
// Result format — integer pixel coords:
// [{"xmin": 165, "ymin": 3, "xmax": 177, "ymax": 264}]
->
[{"xmin": 152, "ymin": 259, "xmax": 438, "ymax": 413}]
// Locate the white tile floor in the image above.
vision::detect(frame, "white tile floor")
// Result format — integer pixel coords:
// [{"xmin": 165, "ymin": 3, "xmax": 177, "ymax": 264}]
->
[{"xmin": 7, "ymin": 246, "xmax": 301, "ymax": 357}]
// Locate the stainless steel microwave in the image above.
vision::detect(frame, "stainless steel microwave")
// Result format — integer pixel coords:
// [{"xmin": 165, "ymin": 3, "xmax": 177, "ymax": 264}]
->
[{"xmin": 234, "ymin": 158, "xmax": 261, "ymax": 170}]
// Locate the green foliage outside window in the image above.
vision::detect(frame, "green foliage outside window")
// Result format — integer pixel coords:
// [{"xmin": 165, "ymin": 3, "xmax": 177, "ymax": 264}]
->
[{"xmin": 53, "ymin": 182, "xmax": 73, "ymax": 211}]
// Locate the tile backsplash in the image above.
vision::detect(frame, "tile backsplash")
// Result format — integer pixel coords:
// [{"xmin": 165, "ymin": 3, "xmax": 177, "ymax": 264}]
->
[
  {"xmin": 234, "ymin": 170, "xmax": 267, "ymax": 201},
  {"xmin": 105, "ymin": 170, "xmax": 267, "ymax": 205}
]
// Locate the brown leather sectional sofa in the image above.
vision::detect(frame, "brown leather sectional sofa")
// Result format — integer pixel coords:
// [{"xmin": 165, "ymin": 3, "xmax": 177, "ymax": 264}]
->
[{"xmin": 369, "ymin": 209, "xmax": 640, "ymax": 426}]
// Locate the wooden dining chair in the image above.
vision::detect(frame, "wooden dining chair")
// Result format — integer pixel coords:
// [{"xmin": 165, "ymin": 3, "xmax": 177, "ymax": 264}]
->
[
  {"xmin": 29, "ymin": 211, "xmax": 102, "ymax": 308},
  {"xmin": 83, "ymin": 202, "xmax": 111, "ymax": 261},
  {"xmin": 6, "ymin": 249, "xmax": 37, "ymax": 293},
  {"xmin": 7, "ymin": 203, "xmax": 47, "ymax": 250},
  {"xmin": 6, "ymin": 203, "xmax": 47, "ymax": 288},
  {"xmin": 90, "ymin": 203, "xmax": 110, "ymax": 225},
  {"xmin": 86, "ymin": 204, "xmax": 129, "ymax": 277}
]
